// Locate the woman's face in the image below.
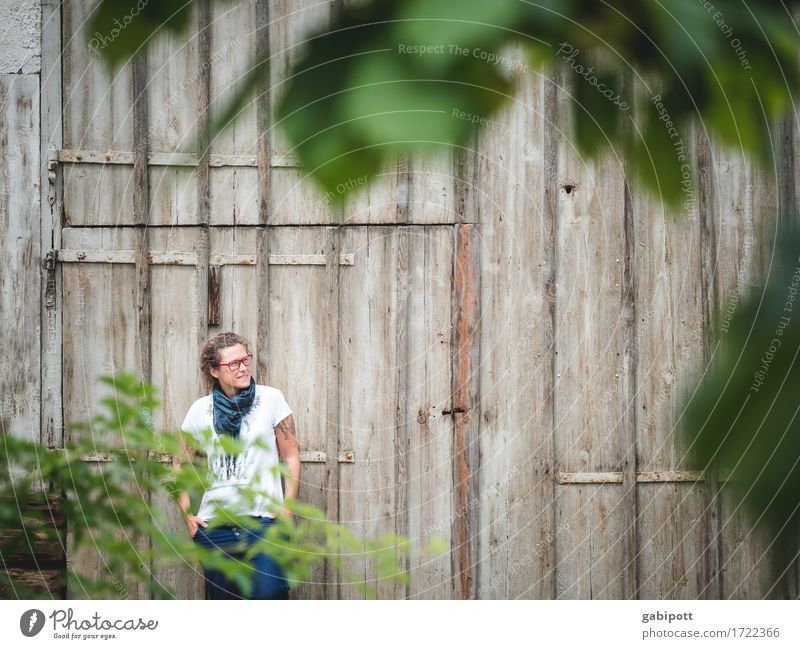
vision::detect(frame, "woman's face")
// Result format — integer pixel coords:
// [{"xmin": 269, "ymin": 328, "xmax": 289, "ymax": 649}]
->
[{"xmin": 209, "ymin": 343, "xmax": 252, "ymax": 396}]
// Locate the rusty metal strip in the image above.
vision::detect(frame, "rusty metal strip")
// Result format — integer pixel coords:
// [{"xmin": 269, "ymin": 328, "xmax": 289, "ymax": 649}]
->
[
  {"xmin": 637, "ymin": 470, "xmax": 705, "ymax": 483},
  {"xmin": 558, "ymin": 472, "xmax": 624, "ymax": 484},
  {"xmin": 59, "ymin": 249, "xmax": 136, "ymax": 263},
  {"xmin": 305, "ymin": 450, "xmax": 354, "ymax": 463},
  {"xmin": 58, "ymin": 249, "xmax": 199, "ymax": 265},
  {"xmin": 557, "ymin": 470, "xmax": 722, "ymax": 484},
  {"xmin": 79, "ymin": 450, "xmax": 354, "ymax": 463},
  {"xmin": 268, "ymin": 253, "xmax": 354, "ymax": 266},
  {"xmin": 57, "ymin": 149, "xmax": 296, "ymax": 168},
  {"xmin": 209, "ymin": 154, "xmax": 257, "ymax": 167},
  {"xmin": 149, "ymin": 252, "xmax": 198, "ymax": 265},
  {"xmin": 210, "ymin": 253, "xmax": 257, "ymax": 265},
  {"xmin": 58, "ymin": 250, "xmax": 355, "ymax": 266}
]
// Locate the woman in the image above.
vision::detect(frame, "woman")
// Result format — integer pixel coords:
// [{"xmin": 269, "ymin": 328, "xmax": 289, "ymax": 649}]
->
[{"xmin": 177, "ymin": 331, "xmax": 301, "ymax": 599}]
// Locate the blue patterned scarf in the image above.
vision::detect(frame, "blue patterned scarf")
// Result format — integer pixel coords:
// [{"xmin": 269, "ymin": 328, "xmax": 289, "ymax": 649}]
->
[{"xmin": 212, "ymin": 377, "xmax": 256, "ymax": 438}]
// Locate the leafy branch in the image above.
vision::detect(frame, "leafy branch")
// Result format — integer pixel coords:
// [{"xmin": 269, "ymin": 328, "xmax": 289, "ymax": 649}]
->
[{"xmin": 0, "ymin": 373, "xmax": 444, "ymax": 599}]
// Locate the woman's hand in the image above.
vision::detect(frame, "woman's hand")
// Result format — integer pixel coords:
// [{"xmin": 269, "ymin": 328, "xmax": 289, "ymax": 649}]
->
[
  {"xmin": 277, "ymin": 497, "xmax": 296, "ymax": 524},
  {"xmin": 185, "ymin": 515, "xmax": 208, "ymax": 538}
]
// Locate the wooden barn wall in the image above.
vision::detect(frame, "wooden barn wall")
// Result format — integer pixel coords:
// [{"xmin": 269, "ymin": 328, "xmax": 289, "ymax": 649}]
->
[{"xmin": 0, "ymin": 0, "xmax": 794, "ymax": 599}]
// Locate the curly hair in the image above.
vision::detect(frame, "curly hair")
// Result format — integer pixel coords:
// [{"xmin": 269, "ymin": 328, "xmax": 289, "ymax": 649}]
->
[{"xmin": 200, "ymin": 331, "xmax": 252, "ymax": 391}]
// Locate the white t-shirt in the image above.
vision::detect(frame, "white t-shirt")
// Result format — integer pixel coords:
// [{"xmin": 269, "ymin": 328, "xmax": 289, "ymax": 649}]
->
[{"xmin": 180, "ymin": 384, "xmax": 293, "ymax": 521}]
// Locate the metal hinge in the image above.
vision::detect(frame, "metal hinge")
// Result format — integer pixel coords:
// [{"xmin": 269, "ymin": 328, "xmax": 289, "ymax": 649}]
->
[
  {"xmin": 44, "ymin": 249, "xmax": 58, "ymax": 308},
  {"xmin": 47, "ymin": 149, "xmax": 58, "ymax": 209}
]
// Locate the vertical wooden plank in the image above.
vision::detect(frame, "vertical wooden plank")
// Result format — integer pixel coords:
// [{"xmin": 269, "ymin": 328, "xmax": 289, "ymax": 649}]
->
[
  {"xmin": 254, "ymin": 0, "xmax": 272, "ymax": 399},
  {"xmin": 0, "ymin": 75, "xmax": 41, "ymax": 453},
  {"xmin": 552, "ymin": 69, "xmax": 628, "ymax": 599},
  {"xmin": 322, "ymin": 226, "xmax": 342, "ymax": 598},
  {"xmin": 131, "ymin": 49, "xmax": 153, "ymax": 593},
  {"xmin": 61, "ymin": 0, "xmax": 135, "ymax": 226},
  {"xmin": 256, "ymin": 227, "xmax": 271, "ymax": 391},
  {"xmin": 254, "ymin": 0, "xmax": 271, "ymax": 381},
  {"xmin": 393, "ymin": 225, "xmax": 410, "ymax": 600},
  {"xmin": 267, "ymin": 227, "xmax": 329, "ymax": 599},
  {"xmin": 701, "ymin": 137, "xmax": 778, "ymax": 599},
  {"xmin": 196, "ymin": 0, "xmax": 211, "ymax": 232},
  {"xmin": 322, "ymin": 0, "xmax": 344, "ymax": 600},
  {"xmin": 60, "ymin": 227, "xmax": 141, "ymax": 598},
  {"xmin": 41, "ymin": 0, "xmax": 63, "ymax": 453},
  {"xmin": 406, "ymin": 226, "xmax": 454, "ymax": 599},
  {"xmin": 132, "ymin": 51, "xmax": 151, "ymax": 385},
  {"xmin": 451, "ymin": 146, "xmax": 482, "ymax": 600},
  {"xmin": 390, "ymin": 153, "xmax": 410, "ymax": 599},
  {"xmin": 621, "ymin": 176, "xmax": 639, "ymax": 600},
  {"xmin": 148, "ymin": 228, "xmax": 203, "ymax": 600},
  {"xmin": 256, "ymin": 0, "xmax": 271, "ymax": 228},
  {"xmin": 194, "ymin": 0, "xmax": 212, "ymax": 405},
  {"xmin": 338, "ymin": 227, "xmax": 402, "ymax": 598},
  {"xmin": 448, "ymin": 222, "xmax": 481, "ymax": 599},
  {"xmin": 476, "ymin": 62, "xmax": 555, "ymax": 599},
  {"xmin": 209, "ymin": 0, "xmax": 259, "ymax": 226},
  {"xmin": 631, "ymin": 93, "xmax": 711, "ymax": 597},
  {"xmin": 150, "ymin": 6, "xmax": 211, "ymax": 598}
]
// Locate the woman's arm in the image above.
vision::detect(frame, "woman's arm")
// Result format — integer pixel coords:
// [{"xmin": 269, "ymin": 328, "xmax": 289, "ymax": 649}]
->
[
  {"xmin": 173, "ymin": 434, "xmax": 207, "ymax": 533},
  {"xmin": 275, "ymin": 414, "xmax": 301, "ymax": 512}
]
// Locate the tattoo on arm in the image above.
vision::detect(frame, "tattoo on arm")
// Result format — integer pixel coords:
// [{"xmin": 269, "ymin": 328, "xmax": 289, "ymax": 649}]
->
[{"xmin": 275, "ymin": 417, "xmax": 296, "ymax": 442}]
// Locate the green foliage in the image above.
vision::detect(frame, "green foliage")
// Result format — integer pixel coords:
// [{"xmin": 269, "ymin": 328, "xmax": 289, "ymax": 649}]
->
[
  {"xmin": 88, "ymin": 0, "xmax": 800, "ymax": 208},
  {"xmin": 277, "ymin": 0, "xmax": 799, "ymax": 207},
  {"xmin": 680, "ymin": 220, "xmax": 800, "ymax": 568},
  {"xmin": 0, "ymin": 373, "xmax": 444, "ymax": 599}
]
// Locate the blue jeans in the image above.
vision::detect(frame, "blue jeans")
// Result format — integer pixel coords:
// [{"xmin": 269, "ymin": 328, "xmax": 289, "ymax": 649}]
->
[{"xmin": 192, "ymin": 516, "xmax": 290, "ymax": 599}]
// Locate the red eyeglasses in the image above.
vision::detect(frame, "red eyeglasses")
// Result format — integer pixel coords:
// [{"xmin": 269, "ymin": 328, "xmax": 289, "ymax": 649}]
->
[{"xmin": 217, "ymin": 354, "xmax": 253, "ymax": 371}]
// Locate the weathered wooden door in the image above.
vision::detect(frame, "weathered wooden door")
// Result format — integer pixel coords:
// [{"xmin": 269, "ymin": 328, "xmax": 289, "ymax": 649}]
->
[{"xmin": 47, "ymin": 0, "xmax": 476, "ymax": 600}]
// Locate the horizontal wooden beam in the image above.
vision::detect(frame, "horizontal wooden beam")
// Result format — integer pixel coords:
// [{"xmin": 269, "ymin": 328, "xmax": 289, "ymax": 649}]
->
[
  {"xmin": 57, "ymin": 149, "xmax": 299, "ymax": 168},
  {"xmin": 57, "ymin": 250, "xmax": 354, "ymax": 266}
]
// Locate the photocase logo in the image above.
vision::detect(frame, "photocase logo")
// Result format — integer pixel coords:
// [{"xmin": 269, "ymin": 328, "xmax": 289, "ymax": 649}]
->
[{"xmin": 20, "ymin": 609, "xmax": 46, "ymax": 637}]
